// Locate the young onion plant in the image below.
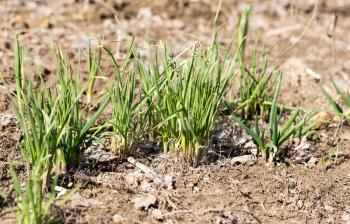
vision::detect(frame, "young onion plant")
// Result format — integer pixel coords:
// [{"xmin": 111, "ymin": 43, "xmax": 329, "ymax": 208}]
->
[
  {"xmin": 102, "ymin": 45, "xmax": 162, "ymax": 156},
  {"xmin": 319, "ymin": 79, "xmax": 350, "ymax": 120},
  {"xmin": 236, "ymin": 7, "xmax": 278, "ymax": 119},
  {"xmin": 102, "ymin": 46, "xmax": 140, "ymax": 155},
  {"xmin": 13, "ymin": 41, "xmax": 62, "ymax": 180},
  {"xmin": 11, "ymin": 79, "xmax": 60, "ymax": 223},
  {"xmin": 233, "ymin": 77, "xmax": 314, "ymax": 163},
  {"xmin": 10, "ymin": 157, "xmax": 59, "ymax": 224},
  {"xmin": 134, "ymin": 45, "xmax": 179, "ymax": 154},
  {"xmin": 11, "ymin": 40, "xmax": 62, "ymax": 224},
  {"xmin": 137, "ymin": 45, "xmax": 166, "ymax": 139},
  {"xmin": 54, "ymin": 48, "xmax": 110, "ymax": 171},
  {"xmin": 87, "ymin": 38, "xmax": 102, "ymax": 105},
  {"xmin": 147, "ymin": 42, "xmax": 235, "ymax": 165},
  {"xmin": 15, "ymin": 44, "xmax": 109, "ymax": 172},
  {"xmin": 10, "ymin": 39, "xmax": 110, "ymax": 223},
  {"xmin": 179, "ymin": 45, "xmax": 234, "ymax": 164},
  {"xmin": 236, "ymin": 51, "xmax": 279, "ymax": 119}
]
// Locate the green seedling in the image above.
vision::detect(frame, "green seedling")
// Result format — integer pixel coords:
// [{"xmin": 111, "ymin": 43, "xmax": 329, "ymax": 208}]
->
[
  {"xmin": 12, "ymin": 39, "xmax": 110, "ymax": 172},
  {"xmin": 150, "ymin": 45, "xmax": 196, "ymax": 159},
  {"xmin": 14, "ymin": 37, "xmax": 24, "ymax": 112},
  {"xmin": 236, "ymin": 6, "xmax": 251, "ymax": 64},
  {"xmin": 10, "ymin": 156, "xmax": 60, "ymax": 224},
  {"xmin": 233, "ymin": 77, "xmax": 314, "ymax": 163},
  {"xmin": 54, "ymin": 48, "xmax": 110, "ymax": 171},
  {"xmin": 137, "ymin": 44, "xmax": 165, "ymax": 139},
  {"xmin": 87, "ymin": 38, "xmax": 102, "ymax": 105},
  {"xmin": 109, "ymin": 68, "xmax": 139, "ymax": 155},
  {"xmin": 148, "ymin": 40, "xmax": 234, "ymax": 165},
  {"xmin": 319, "ymin": 79, "xmax": 350, "ymax": 120},
  {"xmin": 178, "ymin": 44, "xmax": 233, "ymax": 164},
  {"xmin": 102, "ymin": 45, "xmax": 142, "ymax": 155},
  {"xmin": 235, "ymin": 6, "xmax": 279, "ymax": 119},
  {"xmin": 10, "ymin": 38, "xmax": 110, "ymax": 224},
  {"xmin": 102, "ymin": 45, "xmax": 163, "ymax": 156},
  {"xmin": 236, "ymin": 51, "xmax": 280, "ymax": 119}
]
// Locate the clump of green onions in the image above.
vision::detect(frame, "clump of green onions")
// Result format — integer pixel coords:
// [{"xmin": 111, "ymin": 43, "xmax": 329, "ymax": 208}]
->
[{"xmin": 233, "ymin": 77, "xmax": 315, "ymax": 163}]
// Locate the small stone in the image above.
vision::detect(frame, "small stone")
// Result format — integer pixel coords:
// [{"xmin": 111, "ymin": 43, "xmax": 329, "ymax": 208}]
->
[
  {"xmin": 125, "ymin": 173, "xmax": 137, "ymax": 187},
  {"xmin": 169, "ymin": 19, "xmax": 184, "ymax": 29},
  {"xmin": 214, "ymin": 215, "xmax": 231, "ymax": 224},
  {"xmin": 55, "ymin": 186, "xmax": 68, "ymax": 198},
  {"xmin": 244, "ymin": 141, "xmax": 255, "ymax": 148},
  {"xmin": 140, "ymin": 180, "xmax": 153, "ymax": 192},
  {"xmin": 133, "ymin": 194, "xmax": 157, "ymax": 210},
  {"xmin": 193, "ymin": 186, "xmax": 200, "ymax": 193},
  {"xmin": 112, "ymin": 214, "xmax": 125, "ymax": 223},
  {"xmin": 292, "ymin": 0, "xmax": 318, "ymax": 11},
  {"xmin": 324, "ymin": 204, "xmax": 334, "ymax": 213},
  {"xmin": 295, "ymin": 156, "xmax": 308, "ymax": 165},
  {"xmin": 216, "ymin": 130, "xmax": 228, "ymax": 140},
  {"xmin": 223, "ymin": 211, "xmax": 234, "ymax": 220},
  {"xmin": 163, "ymin": 175, "xmax": 173, "ymax": 190},
  {"xmin": 341, "ymin": 130, "xmax": 350, "ymax": 141},
  {"xmin": 0, "ymin": 114, "xmax": 17, "ymax": 126},
  {"xmin": 231, "ymin": 154, "xmax": 256, "ymax": 165},
  {"xmin": 342, "ymin": 206, "xmax": 350, "ymax": 224},
  {"xmin": 151, "ymin": 209, "xmax": 163, "ymax": 220},
  {"xmin": 250, "ymin": 147, "xmax": 258, "ymax": 155},
  {"xmin": 307, "ymin": 157, "xmax": 318, "ymax": 167},
  {"xmin": 237, "ymin": 138, "xmax": 247, "ymax": 145},
  {"xmin": 69, "ymin": 192, "xmax": 102, "ymax": 207},
  {"xmin": 243, "ymin": 141, "xmax": 258, "ymax": 155},
  {"xmin": 187, "ymin": 182, "xmax": 194, "ymax": 188},
  {"xmin": 296, "ymin": 200, "xmax": 303, "ymax": 209},
  {"xmin": 295, "ymin": 143, "xmax": 310, "ymax": 151},
  {"xmin": 84, "ymin": 145, "xmax": 117, "ymax": 162},
  {"xmin": 137, "ymin": 7, "xmax": 152, "ymax": 19}
]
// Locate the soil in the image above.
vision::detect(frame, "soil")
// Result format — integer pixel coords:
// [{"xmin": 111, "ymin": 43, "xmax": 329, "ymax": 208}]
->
[{"xmin": 1, "ymin": 0, "xmax": 350, "ymax": 223}]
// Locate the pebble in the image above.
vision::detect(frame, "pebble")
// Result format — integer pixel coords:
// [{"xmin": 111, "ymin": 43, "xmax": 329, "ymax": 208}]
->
[
  {"xmin": 0, "ymin": 114, "xmax": 17, "ymax": 126},
  {"xmin": 140, "ymin": 180, "xmax": 153, "ymax": 192},
  {"xmin": 324, "ymin": 204, "xmax": 334, "ymax": 213},
  {"xmin": 138, "ymin": 8, "xmax": 152, "ymax": 19},
  {"xmin": 112, "ymin": 214, "xmax": 125, "ymax": 224},
  {"xmin": 151, "ymin": 209, "xmax": 163, "ymax": 220},
  {"xmin": 163, "ymin": 175, "xmax": 173, "ymax": 190},
  {"xmin": 231, "ymin": 154, "xmax": 256, "ymax": 165},
  {"xmin": 69, "ymin": 192, "xmax": 102, "ymax": 207},
  {"xmin": 342, "ymin": 206, "xmax": 350, "ymax": 224},
  {"xmin": 133, "ymin": 194, "xmax": 157, "ymax": 210},
  {"xmin": 125, "ymin": 172, "xmax": 138, "ymax": 187}
]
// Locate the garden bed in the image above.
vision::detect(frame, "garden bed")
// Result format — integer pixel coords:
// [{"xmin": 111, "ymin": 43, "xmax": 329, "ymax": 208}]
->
[{"xmin": 1, "ymin": 0, "xmax": 350, "ymax": 223}]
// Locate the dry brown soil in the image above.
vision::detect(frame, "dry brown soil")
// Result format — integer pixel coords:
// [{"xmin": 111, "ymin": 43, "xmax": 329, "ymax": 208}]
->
[{"xmin": 1, "ymin": 0, "xmax": 350, "ymax": 223}]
